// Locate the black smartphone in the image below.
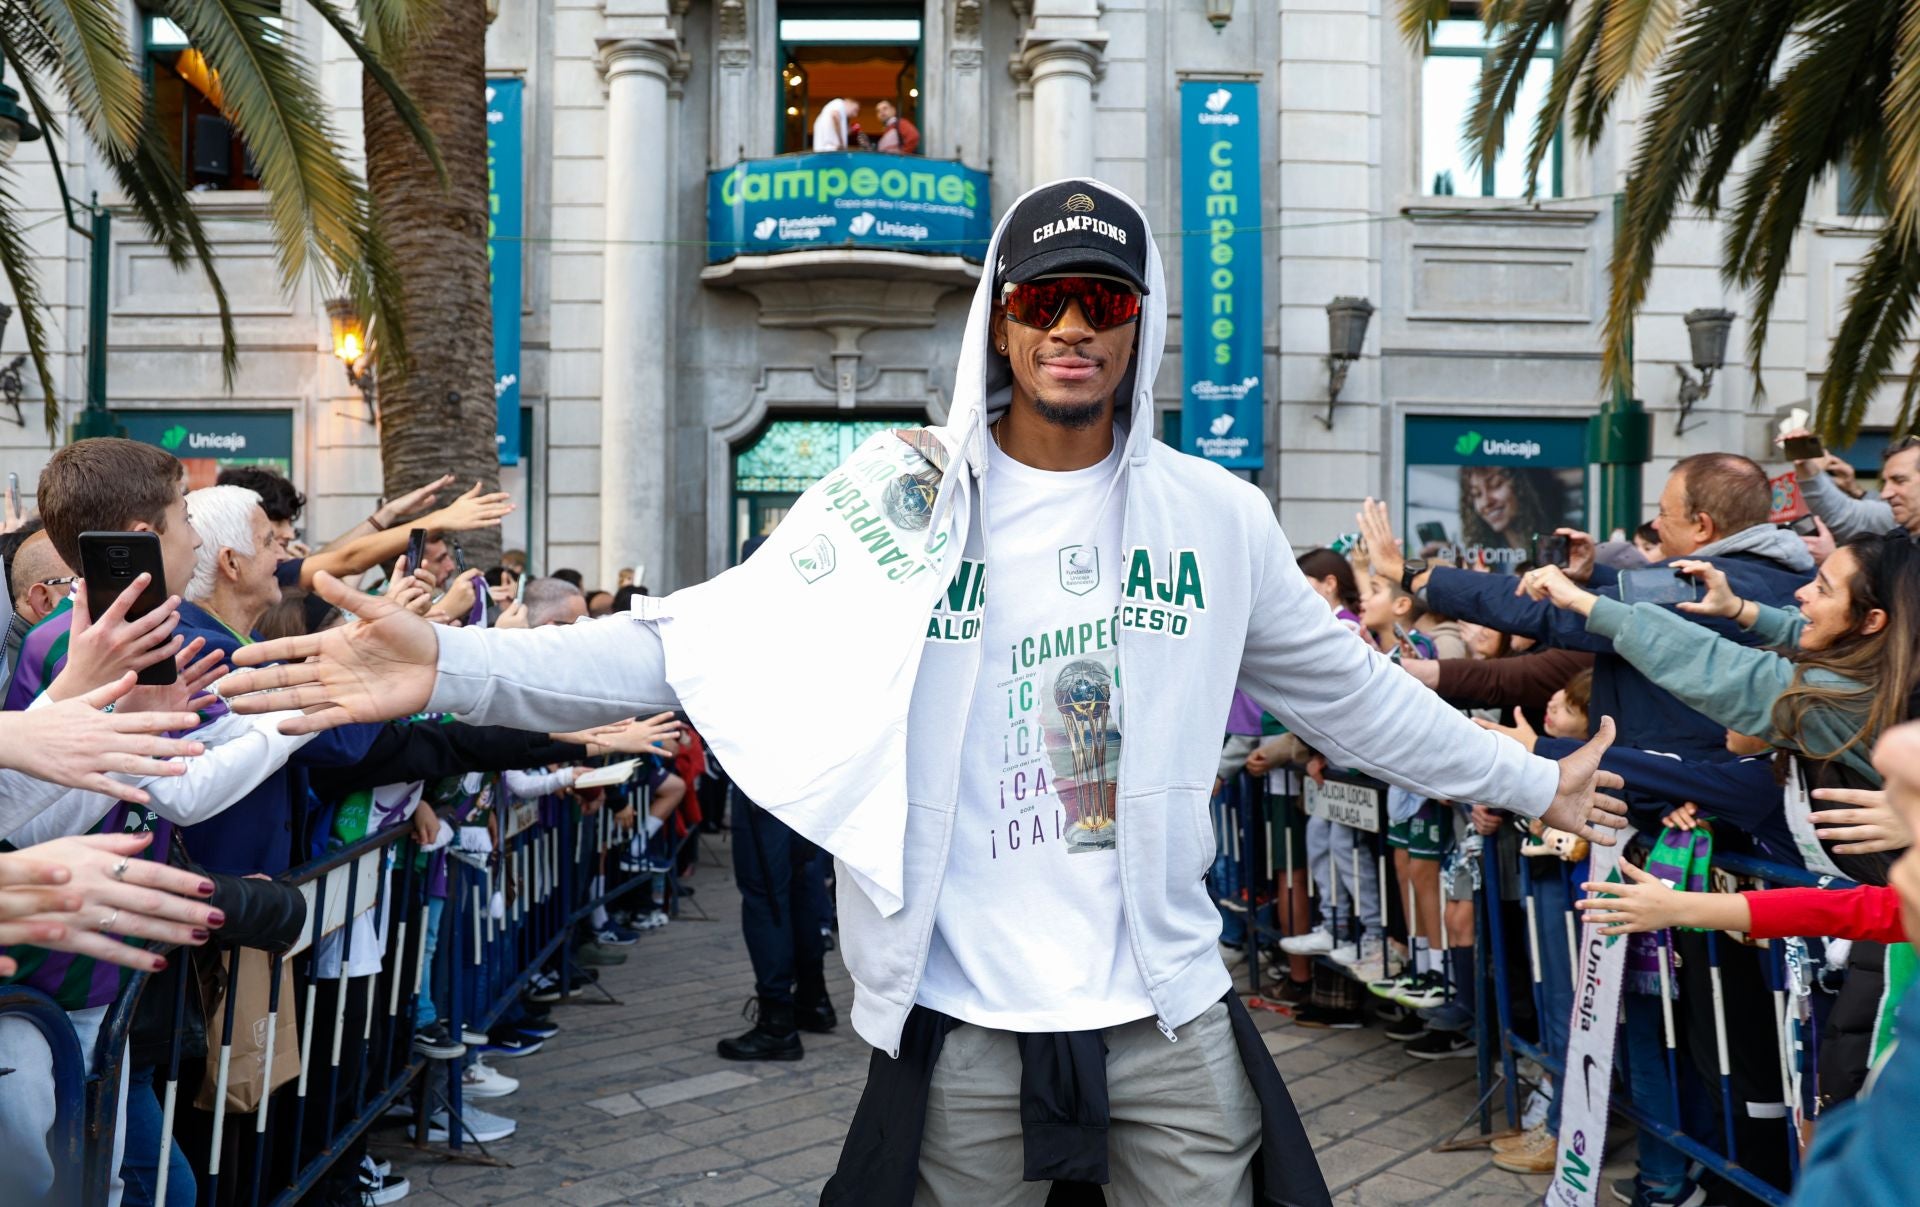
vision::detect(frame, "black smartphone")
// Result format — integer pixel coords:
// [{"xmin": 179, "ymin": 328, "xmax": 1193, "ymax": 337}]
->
[
  {"xmin": 1531, "ymin": 533, "xmax": 1570, "ymax": 569},
  {"xmin": 77, "ymin": 531, "xmax": 177, "ymax": 685},
  {"xmin": 1415, "ymin": 521, "xmax": 1448, "ymax": 546},
  {"xmin": 1788, "ymin": 514, "xmax": 1820, "ymax": 537},
  {"xmin": 1783, "ymin": 433, "xmax": 1824, "ymax": 460},
  {"xmin": 1617, "ymin": 567, "xmax": 1703, "ymax": 607},
  {"xmin": 512, "ymin": 572, "xmax": 527, "ymax": 606},
  {"xmin": 404, "ymin": 527, "xmax": 427, "ymax": 577},
  {"xmin": 452, "ymin": 542, "xmax": 468, "ymax": 574}
]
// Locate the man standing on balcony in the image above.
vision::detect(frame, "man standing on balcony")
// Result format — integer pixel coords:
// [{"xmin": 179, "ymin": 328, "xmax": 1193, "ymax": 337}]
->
[
  {"xmin": 876, "ymin": 99, "xmax": 920, "ymax": 155},
  {"xmin": 218, "ymin": 178, "xmax": 1627, "ymax": 1206},
  {"xmin": 811, "ymin": 96, "xmax": 855, "ymax": 151}
]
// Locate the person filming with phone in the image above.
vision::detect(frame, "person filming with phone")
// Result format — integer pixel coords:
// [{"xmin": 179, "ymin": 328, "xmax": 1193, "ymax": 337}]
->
[{"xmin": 1373, "ymin": 454, "xmax": 1814, "ymax": 773}]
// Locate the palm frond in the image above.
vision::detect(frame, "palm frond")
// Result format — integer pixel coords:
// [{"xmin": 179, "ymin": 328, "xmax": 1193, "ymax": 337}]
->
[
  {"xmin": 1394, "ymin": 0, "xmax": 1456, "ymax": 53},
  {"xmin": 1598, "ymin": 0, "xmax": 1757, "ymax": 392},
  {"xmin": 21, "ymin": 0, "xmax": 144, "ymax": 153},
  {"xmin": 0, "ymin": 172, "xmax": 67, "ymax": 434},
  {"xmin": 1883, "ymin": 0, "xmax": 1920, "ymax": 245},
  {"xmin": 159, "ymin": 0, "xmax": 365, "ymax": 282},
  {"xmin": 301, "ymin": 0, "xmax": 445, "ymax": 186},
  {"xmin": 1462, "ymin": 0, "xmax": 1570, "ymax": 194},
  {"xmin": 1593, "ymin": 0, "xmax": 1677, "ymax": 102},
  {"xmin": 1687, "ymin": 2, "xmax": 1795, "ymax": 210},
  {"xmin": 1815, "ymin": 225, "xmax": 1920, "ymax": 444},
  {"xmin": 1521, "ymin": 0, "xmax": 1607, "ymax": 188},
  {"xmin": 354, "ymin": 0, "xmax": 435, "ymax": 57},
  {"xmin": 1722, "ymin": 0, "xmax": 1894, "ymax": 380}
]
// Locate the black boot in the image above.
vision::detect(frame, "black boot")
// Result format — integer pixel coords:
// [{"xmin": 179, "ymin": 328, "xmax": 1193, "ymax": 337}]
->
[
  {"xmin": 795, "ymin": 973, "xmax": 836, "ymax": 1033},
  {"xmin": 717, "ymin": 997, "xmax": 804, "ymax": 1061}
]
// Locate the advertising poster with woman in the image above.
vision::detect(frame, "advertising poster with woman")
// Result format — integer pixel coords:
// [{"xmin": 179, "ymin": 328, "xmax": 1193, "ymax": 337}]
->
[{"xmin": 1402, "ymin": 416, "xmax": 1588, "ymax": 570}]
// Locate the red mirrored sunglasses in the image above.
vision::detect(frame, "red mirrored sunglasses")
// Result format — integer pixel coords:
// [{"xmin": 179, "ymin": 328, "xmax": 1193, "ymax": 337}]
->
[{"xmin": 1002, "ymin": 276, "xmax": 1143, "ymax": 332}]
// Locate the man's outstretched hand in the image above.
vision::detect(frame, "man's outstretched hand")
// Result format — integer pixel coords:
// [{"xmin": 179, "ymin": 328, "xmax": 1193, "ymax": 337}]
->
[
  {"xmin": 1538, "ymin": 716, "xmax": 1630, "ymax": 845},
  {"xmin": 215, "ymin": 572, "xmax": 440, "ymax": 734}
]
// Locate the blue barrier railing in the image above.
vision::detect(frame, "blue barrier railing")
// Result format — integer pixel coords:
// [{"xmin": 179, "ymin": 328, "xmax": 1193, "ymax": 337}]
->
[
  {"xmin": 0, "ymin": 771, "xmax": 673, "ymax": 1205},
  {"xmin": 1213, "ymin": 765, "xmax": 1858, "ymax": 1205}
]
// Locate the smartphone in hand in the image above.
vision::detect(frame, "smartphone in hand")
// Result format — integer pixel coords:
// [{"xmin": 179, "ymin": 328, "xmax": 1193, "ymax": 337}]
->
[
  {"xmin": 1617, "ymin": 567, "xmax": 1703, "ymax": 607},
  {"xmin": 1783, "ymin": 434, "xmax": 1824, "ymax": 460},
  {"xmin": 1788, "ymin": 514, "xmax": 1820, "ymax": 538},
  {"xmin": 404, "ymin": 527, "xmax": 428, "ymax": 578},
  {"xmin": 1531, "ymin": 533, "xmax": 1570, "ymax": 569},
  {"xmin": 76, "ymin": 531, "xmax": 177, "ymax": 685}
]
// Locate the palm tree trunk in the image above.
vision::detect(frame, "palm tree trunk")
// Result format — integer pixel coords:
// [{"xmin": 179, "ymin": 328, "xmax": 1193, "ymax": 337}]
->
[{"xmin": 362, "ymin": 0, "xmax": 501, "ymax": 565}]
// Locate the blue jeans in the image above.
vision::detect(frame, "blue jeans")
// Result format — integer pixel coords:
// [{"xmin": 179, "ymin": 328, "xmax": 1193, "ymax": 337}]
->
[
  {"xmin": 120, "ymin": 1063, "xmax": 195, "ymax": 1207},
  {"xmin": 1623, "ymin": 992, "xmax": 1688, "ymax": 1189},
  {"xmin": 416, "ymin": 894, "xmax": 446, "ymax": 1027},
  {"xmin": 1530, "ymin": 866, "xmax": 1574, "ymax": 1131}
]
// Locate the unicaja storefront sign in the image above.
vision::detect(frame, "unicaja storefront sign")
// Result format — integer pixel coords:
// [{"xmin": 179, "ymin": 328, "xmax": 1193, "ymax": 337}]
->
[
  {"xmin": 706, "ymin": 153, "xmax": 992, "ymax": 261},
  {"xmin": 1401, "ymin": 416, "xmax": 1589, "ymax": 570},
  {"xmin": 1179, "ymin": 81, "xmax": 1264, "ymax": 471}
]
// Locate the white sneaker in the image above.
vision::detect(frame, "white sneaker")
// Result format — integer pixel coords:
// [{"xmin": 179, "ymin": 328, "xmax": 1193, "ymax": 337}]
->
[
  {"xmin": 363, "ymin": 1157, "xmax": 392, "ymax": 1180},
  {"xmin": 1327, "ymin": 942, "xmax": 1359, "ymax": 964},
  {"xmin": 413, "ymin": 1103, "xmax": 517, "ymax": 1143},
  {"xmin": 1279, "ymin": 929, "xmax": 1335, "ymax": 956},
  {"xmin": 462, "ymin": 1057, "xmax": 519, "ymax": 1099},
  {"xmin": 360, "ymin": 1167, "xmax": 411, "ymax": 1205},
  {"xmin": 639, "ymin": 909, "xmax": 669, "ymax": 930}
]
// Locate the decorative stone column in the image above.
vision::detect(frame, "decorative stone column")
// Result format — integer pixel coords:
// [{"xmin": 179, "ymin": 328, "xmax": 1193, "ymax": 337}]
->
[
  {"xmin": 596, "ymin": 20, "xmax": 679, "ymax": 591},
  {"xmin": 1018, "ymin": 1, "xmax": 1105, "ymax": 184}
]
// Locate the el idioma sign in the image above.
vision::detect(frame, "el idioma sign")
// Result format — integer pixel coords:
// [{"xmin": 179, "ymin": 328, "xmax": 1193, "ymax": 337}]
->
[{"xmin": 706, "ymin": 153, "xmax": 992, "ymax": 261}]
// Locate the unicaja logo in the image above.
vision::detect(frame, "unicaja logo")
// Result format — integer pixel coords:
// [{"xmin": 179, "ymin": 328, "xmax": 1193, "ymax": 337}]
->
[
  {"xmin": 1453, "ymin": 431, "xmax": 1481, "ymax": 456},
  {"xmin": 1204, "ymin": 89, "xmax": 1231, "ymax": 113},
  {"xmin": 160, "ymin": 424, "xmax": 188, "ymax": 451},
  {"xmin": 1210, "ymin": 414, "xmax": 1234, "ymax": 437},
  {"xmin": 1196, "ymin": 88, "xmax": 1242, "ymax": 126}
]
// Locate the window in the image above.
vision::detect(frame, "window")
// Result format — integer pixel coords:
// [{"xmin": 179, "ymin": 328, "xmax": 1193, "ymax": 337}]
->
[
  {"xmin": 1421, "ymin": 15, "xmax": 1561, "ymax": 198},
  {"xmin": 1837, "ymin": 158, "xmax": 1885, "ymax": 218},
  {"xmin": 143, "ymin": 11, "xmax": 262, "ymax": 191},
  {"xmin": 777, "ymin": 4, "xmax": 920, "ymax": 154}
]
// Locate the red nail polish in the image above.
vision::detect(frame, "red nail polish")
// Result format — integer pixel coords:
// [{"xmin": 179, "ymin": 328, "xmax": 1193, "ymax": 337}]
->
[
  {"xmin": 191, "ymin": 928, "xmax": 210, "ymax": 941},
  {"xmin": 206, "ymin": 911, "xmax": 226, "ymax": 926},
  {"xmin": 198, "ymin": 882, "xmax": 215, "ymax": 896},
  {"xmin": 152, "ymin": 957, "xmax": 168, "ymax": 971}
]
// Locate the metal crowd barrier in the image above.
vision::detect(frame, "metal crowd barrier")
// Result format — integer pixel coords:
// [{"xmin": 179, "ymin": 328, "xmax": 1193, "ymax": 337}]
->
[
  {"xmin": 1211, "ymin": 766, "xmax": 1856, "ymax": 1206},
  {"xmin": 4, "ymin": 772, "xmax": 669, "ymax": 1205}
]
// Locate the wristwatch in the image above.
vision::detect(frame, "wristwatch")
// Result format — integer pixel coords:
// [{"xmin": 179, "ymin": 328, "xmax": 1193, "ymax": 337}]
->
[{"xmin": 1400, "ymin": 558, "xmax": 1429, "ymax": 593}]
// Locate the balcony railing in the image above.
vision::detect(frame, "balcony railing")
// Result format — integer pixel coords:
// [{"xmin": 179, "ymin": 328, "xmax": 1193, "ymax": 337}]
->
[{"xmin": 705, "ymin": 151, "xmax": 991, "ymax": 263}]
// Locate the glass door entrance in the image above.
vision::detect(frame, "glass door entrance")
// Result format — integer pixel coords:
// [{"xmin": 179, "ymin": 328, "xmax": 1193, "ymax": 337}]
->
[{"xmin": 731, "ymin": 417, "xmax": 913, "ymax": 564}]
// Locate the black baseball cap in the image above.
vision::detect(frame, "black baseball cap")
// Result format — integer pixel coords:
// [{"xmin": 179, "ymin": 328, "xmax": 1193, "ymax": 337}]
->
[{"xmin": 995, "ymin": 180, "xmax": 1150, "ymax": 295}]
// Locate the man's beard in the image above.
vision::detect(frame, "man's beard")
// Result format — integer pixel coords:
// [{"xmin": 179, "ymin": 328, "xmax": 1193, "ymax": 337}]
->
[{"xmin": 1031, "ymin": 396, "xmax": 1109, "ymax": 430}]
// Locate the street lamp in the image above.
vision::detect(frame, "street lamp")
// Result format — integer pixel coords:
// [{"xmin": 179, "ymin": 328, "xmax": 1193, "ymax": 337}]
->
[
  {"xmin": 326, "ymin": 296, "xmax": 377, "ymax": 423},
  {"xmin": 0, "ymin": 62, "xmax": 43, "ymax": 164},
  {"xmin": 1674, "ymin": 306, "xmax": 1735, "ymax": 435},
  {"xmin": 1319, "ymin": 296, "xmax": 1374, "ymax": 429},
  {"xmin": 1205, "ymin": 0, "xmax": 1234, "ymax": 31}
]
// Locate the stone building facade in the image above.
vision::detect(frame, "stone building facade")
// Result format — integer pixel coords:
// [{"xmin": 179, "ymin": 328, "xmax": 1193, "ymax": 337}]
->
[{"xmin": 0, "ymin": 0, "xmax": 1898, "ymax": 590}]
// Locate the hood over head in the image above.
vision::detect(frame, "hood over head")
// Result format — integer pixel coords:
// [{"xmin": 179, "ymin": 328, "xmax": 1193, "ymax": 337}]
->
[{"xmin": 925, "ymin": 178, "xmax": 1168, "ymax": 541}]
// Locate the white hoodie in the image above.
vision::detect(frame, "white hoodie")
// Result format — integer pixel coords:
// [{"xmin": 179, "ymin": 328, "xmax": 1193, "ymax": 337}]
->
[{"xmin": 425, "ymin": 179, "xmax": 1561, "ymax": 1054}]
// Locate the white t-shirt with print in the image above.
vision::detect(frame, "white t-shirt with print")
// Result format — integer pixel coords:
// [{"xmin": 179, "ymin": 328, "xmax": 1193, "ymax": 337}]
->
[{"xmin": 915, "ymin": 430, "xmax": 1156, "ymax": 1032}]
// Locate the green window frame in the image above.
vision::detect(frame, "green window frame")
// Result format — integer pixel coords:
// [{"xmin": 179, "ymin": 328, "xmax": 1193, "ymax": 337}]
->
[{"xmin": 1421, "ymin": 14, "xmax": 1563, "ymax": 199}]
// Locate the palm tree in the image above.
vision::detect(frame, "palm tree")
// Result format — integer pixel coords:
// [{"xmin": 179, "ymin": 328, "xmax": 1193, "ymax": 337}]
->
[
  {"xmin": 1398, "ymin": 0, "xmax": 1920, "ymax": 443},
  {"xmin": 360, "ymin": 0, "xmax": 501, "ymax": 565},
  {"xmin": 0, "ymin": 0, "xmax": 437, "ymax": 433}
]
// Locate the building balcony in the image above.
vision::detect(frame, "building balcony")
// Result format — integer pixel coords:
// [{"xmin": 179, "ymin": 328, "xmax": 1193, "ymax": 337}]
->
[{"xmin": 701, "ymin": 151, "xmax": 990, "ymax": 288}]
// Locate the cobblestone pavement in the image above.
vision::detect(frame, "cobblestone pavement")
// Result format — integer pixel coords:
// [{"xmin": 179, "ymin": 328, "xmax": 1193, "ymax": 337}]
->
[{"xmin": 383, "ymin": 837, "xmax": 1625, "ymax": 1205}]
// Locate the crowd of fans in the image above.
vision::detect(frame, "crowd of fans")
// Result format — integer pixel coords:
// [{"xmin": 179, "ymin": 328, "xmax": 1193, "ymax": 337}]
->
[
  {"xmin": 4, "ymin": 430, "xmax": 1920, "ymax": 1206},
  {"xmin": 0, "ymin": 440, "xmax": 719, "ymax": 1206},
  {"xmin": 1213, "ymin": 435, "xmax": 1920, "ymax": 1207}
]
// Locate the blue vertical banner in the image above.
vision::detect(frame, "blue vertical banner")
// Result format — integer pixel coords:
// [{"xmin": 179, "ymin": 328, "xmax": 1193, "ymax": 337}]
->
[
  {"xmin": 1179, "ymin": 80, "xmax": 1264, "ymax": 470},
  {"xmin": 487, "ymin": 78, "xmax": 524, "ymax": 465}
]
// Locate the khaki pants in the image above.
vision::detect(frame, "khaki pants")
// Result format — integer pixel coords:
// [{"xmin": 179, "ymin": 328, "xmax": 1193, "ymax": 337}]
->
[{"xmin": 913, "ymin": 1001, "xmax": 1260, "ymax": 1207}]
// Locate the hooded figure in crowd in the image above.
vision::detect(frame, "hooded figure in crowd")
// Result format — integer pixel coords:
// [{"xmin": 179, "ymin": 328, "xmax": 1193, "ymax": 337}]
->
[{"xmin": 218, "ymin": 178, "xmax": 1627, "ymax": 1206}]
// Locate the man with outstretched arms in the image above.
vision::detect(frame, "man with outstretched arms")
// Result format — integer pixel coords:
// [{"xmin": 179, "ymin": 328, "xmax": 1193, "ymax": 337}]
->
[{"xmin": 221, "ymin": 179, "xmax": 1625, "ymax": 1206}]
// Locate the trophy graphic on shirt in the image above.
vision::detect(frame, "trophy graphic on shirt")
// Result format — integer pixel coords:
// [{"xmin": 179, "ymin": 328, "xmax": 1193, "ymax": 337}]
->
[{"xmin": 1053, "ymin": 658, "xmax": 1118, "ymax": 853}]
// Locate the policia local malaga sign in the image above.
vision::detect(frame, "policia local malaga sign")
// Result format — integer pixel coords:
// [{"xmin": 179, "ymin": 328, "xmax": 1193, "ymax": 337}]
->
[
  {"xmin": 1179, "ymin": 80, "xmax": 1264, "ymax": 471},
  {"xmin": 707, "ymin": 154, "xmax": 992, "ymax": 261}
]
